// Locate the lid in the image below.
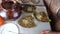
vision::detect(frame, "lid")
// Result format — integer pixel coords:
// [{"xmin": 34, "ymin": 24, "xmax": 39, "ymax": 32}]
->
[{"xmin": 0, "ymin": 23, "xmax": 19, "ymax": 34}]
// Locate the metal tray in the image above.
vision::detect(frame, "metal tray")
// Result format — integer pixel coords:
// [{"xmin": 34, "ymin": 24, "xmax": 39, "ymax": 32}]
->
[{"xmin": 0, "ymin": 0, "xmax": 51, "ymax": 34}]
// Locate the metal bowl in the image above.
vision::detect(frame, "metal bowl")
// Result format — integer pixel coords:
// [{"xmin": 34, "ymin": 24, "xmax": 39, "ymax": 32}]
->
[{"xmin": 31, "ymin": 0, "xmax": 40, "ymax": 4}]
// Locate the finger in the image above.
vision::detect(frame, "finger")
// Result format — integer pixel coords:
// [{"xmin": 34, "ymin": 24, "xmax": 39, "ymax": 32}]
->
[
  {"xmin": 40, "ymin": 32, "xmax": 46, "ymax": 34},
  {"xmin": 40, "ymin": 30, "xmax": 50, "ymax": 34}
]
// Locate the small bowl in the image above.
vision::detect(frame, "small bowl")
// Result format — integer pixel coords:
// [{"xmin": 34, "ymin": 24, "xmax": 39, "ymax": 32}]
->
[
  {"xmin": 31, "ymin": 0, "xmax": 40, "ymax": 4},
  {"xmin": 23, "ymin": 5, "xmax": 36, "ymax": 13}
]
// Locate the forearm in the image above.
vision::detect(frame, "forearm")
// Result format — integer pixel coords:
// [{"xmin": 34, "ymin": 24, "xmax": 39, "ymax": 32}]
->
[{"xmin": 44, "ymin": 0, "xmax": 60, "ymax": 31}]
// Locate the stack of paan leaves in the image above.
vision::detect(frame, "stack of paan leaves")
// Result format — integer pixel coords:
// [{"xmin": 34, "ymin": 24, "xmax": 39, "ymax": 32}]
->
[
  {"xmin": 34, "ymin": 11, "xmax": 51, "ymax": 22},
  {"xmin": 18, "ymin": 15, "xmax": 36, "ymax": 28}
]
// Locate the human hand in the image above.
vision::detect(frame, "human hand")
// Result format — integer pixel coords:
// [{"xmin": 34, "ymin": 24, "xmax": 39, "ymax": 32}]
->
[{"xmin": 40, "ymin": 30, "xmax": 60, "ymax": 34}]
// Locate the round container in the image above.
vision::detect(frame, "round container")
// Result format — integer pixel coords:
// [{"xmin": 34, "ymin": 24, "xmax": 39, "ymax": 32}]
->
[
  {"xmin": 31, "ymin": 0, "xmax": 40, "ymax": 4},
  {"xmin": 0, "ymin": 23, "xmax": 19, "ymax": 34}
]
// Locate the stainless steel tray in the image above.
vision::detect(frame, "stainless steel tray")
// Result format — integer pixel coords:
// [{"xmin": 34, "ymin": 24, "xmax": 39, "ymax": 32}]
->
[{"xmin": 0, "ymin": 0, "xmax": 51, "ymax": 34}]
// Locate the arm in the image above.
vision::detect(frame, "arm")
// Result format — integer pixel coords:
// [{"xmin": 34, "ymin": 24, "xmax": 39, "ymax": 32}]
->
[{"xmin": 44, "ymin": 0, "xmax": 60, "ymax": 31}]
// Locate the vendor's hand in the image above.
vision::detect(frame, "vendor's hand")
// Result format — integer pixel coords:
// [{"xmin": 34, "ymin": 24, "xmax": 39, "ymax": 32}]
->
[
  {"xmin": 40, "ymin": 30, "xmax": 50, "ymax": 34},
  {"xmin": 40, "ymin": 30, "xmax": 60, "ymax": 34}
]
